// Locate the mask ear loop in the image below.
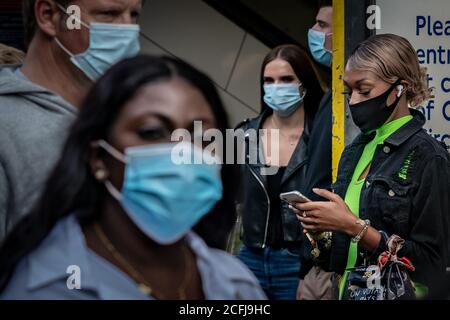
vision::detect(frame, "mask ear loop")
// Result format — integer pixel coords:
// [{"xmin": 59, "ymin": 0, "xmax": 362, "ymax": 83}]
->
[
  {"xmin": 104, "ymin": 180, "xmax": 123, "ymax": 201},
  {"xmin": 96, "ymin": 140, "xmax": 127, "ymax": 163},
  {"xmin": 54, "ymin": 37, "xmax": 75, "ymax": 58},
  {"xmin": 94, "ymin": 140, "xmax": 127, "ymax": 201}
]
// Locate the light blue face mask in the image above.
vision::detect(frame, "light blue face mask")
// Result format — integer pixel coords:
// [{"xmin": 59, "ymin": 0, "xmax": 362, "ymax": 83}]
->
[
  {"xmin": 308, "ymin": 29, "xmax": 332, "ymax": 67},
  {"xmin": 98, "ymin": 141, "xmax": 223, "ymax": 245},
  {"xmin": 263, "ymin": 83, "xmax": 306, "ymax": 117},
  {"xmin": 55, "ymin": 7, "xmax": 140, "ymax": 81}
]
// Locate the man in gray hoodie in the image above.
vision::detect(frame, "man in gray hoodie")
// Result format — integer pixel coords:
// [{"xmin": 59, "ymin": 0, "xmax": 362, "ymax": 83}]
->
[{"xmin": 0, "ymin": 0, "xmax": 141, "ymax": 242}]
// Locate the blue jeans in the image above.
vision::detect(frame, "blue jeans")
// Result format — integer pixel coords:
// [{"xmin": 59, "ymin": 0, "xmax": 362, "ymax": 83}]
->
[{"xmin": 238, "ymin": 245, "xmax": 300, "ymax": 300}]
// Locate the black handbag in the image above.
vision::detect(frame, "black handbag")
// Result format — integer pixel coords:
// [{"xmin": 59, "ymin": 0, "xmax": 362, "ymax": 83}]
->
[{"xmin": 341, "ymin": 234, "xmax": 416, "ymax": 300}]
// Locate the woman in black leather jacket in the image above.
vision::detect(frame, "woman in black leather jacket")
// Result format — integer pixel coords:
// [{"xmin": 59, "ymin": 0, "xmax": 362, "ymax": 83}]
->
[{"xmin": 236, "ymin": 44, "xmax": 326, "ymax": 300}]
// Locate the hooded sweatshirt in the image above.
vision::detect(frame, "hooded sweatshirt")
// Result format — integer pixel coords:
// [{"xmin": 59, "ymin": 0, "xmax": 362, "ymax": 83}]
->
[{"xmin": 0, "ymin": 65, "xmax": 78, "ymax": 242}]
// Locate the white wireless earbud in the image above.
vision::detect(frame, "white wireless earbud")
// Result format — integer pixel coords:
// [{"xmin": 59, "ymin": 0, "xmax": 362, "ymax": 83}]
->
[{"xmin": 396, "ymin": 85, "xmax": 404, "ymax": 98}]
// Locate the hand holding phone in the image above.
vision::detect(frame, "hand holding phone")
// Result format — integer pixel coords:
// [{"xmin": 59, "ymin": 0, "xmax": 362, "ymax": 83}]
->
[{"xmin": 280, "ymin": 190, "xmax": 324, "ymax": 258}]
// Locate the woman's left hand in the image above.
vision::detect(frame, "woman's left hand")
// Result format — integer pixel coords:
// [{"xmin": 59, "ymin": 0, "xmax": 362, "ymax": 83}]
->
[{"xmin": 291, "ymin": 188, "xmax": 357, "ymax": 235}]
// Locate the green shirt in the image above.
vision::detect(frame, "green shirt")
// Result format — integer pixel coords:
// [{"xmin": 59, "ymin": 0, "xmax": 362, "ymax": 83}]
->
[{"xmin": 338, "ymin": 115, "xmax": 413, "ymax": 299}]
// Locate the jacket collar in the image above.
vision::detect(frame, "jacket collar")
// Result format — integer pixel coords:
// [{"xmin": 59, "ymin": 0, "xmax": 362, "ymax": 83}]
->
[
  {"xmin": 26, "ymin": 215, "xmax": 254, "ymax": 299},
  {"xmin": 27, "ymin": 215, "xmax": 100, "ymax": 294},
  {"xmin": 383, "ymin": 108, "xmax": 425, "ymax": 147},
  {"xmin": 27, "ymin": 214, "xmax": 151, "ymax": 299},
  {"xmin": 333, "ymin": 109, "xmax": 426, "ymax": 193}
]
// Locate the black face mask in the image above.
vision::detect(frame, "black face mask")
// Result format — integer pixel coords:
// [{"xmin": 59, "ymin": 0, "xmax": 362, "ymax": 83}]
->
[{"xmin": 349, "ymin": 79, "xmax": 403, "ymax": 133}]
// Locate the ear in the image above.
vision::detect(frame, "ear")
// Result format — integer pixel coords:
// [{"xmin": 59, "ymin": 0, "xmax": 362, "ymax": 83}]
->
[
  {"xmin": 89, "ymin": 141, "xmax": 109, "ymax": 182},
  {"xmin": 35, "ymin": 0, "xmax": 62, "ymax": 38},
  {"xmin": 396, "ymin": 81, "xmax": 409, "ymax": 98},
  {"xmin": 301, "ymin": 87, "xmax": 307, "ymax": 97}
]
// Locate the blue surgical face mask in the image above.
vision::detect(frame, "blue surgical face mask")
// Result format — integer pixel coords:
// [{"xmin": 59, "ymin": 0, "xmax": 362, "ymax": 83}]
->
[
  {"xmin": 263, "ymin": 83, "xmax": 306, "ymax": 117},
  {"xmin": 55, "ymin": 6, "xmax": 140, "ymax": 81},
  {"xmin": 308, "ymin": 29, "xmax": 332, "ymax": 67},
  {"xmin": 97, "ymin": 141, "xmax": 223, "ymax": 245}
]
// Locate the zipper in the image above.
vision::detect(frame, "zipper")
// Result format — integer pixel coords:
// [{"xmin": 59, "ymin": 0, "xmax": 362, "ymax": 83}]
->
[{"xmin": 247, "ymin": 165, "xmax": 270, "ymax": 248}]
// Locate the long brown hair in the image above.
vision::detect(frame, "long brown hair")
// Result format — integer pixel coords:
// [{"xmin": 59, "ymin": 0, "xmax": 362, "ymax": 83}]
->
[{"xmin": 260, "ymin": 44, "xmax": 324, "ymax": 117}]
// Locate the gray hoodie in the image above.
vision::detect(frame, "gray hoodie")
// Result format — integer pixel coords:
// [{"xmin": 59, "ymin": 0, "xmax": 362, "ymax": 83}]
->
[{"xmin": 0, "ymin": 65, "xmax": 78, "ymax": 242}]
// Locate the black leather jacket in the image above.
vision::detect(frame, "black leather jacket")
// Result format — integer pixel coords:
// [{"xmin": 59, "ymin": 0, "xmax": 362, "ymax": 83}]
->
[
  {"xmin": 329, "ymin": 109, "xmax": 450, "ymax": 289},
  {"xmin": 235, "ymin": 110, "xmax": 315, "ymax": 249}
]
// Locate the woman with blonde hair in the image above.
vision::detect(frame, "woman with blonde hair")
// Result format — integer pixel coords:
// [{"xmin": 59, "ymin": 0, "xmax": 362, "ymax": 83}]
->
[{"xmin": 294, "ymin": 34, "xmax": 450, "ymax": 299}]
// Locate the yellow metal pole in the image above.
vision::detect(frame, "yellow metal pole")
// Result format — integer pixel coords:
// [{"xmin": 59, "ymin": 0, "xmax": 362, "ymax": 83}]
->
[{"xmin": 332, "ymin": 0, "xmax": 346, "ymax": 183}]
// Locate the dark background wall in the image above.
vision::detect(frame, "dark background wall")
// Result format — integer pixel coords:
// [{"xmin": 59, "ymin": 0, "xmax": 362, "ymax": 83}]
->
[{"xmin": 0, "ymin": 1, "xmax": 25, "ymax": 51}]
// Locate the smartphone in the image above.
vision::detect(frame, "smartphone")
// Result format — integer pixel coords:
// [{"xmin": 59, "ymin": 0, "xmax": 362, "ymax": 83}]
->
[{"xmin": 279, "ymin": 191, "xmax": 311, "ymax": 205}]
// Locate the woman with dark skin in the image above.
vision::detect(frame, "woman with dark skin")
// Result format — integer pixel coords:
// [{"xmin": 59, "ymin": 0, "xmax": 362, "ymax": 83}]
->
[
  {"xmin": 0, "ymin": 55, "xmax": 266, "ymax": 300},
  {"xmin": 293, "ymin": 34, "xmax": 450, "ymax": 299},
  {"xmin": 83, "ymin": 75, "xmax": 214, "ymax": 299}
]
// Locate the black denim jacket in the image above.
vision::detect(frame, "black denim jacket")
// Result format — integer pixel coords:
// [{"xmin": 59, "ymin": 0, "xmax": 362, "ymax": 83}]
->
[{"xmin": 327, "ymin": 109, "xmax": 450, "ymax": 289}]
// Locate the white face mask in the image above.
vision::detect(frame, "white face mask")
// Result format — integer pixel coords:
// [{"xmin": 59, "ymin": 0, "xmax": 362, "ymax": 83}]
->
[{"xmin": 55, "ymin": 4, "xmax": 141, "ymax": 81}]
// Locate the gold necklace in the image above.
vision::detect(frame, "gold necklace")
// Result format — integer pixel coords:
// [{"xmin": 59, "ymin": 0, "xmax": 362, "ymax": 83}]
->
[
  {"xmin": 93, "ymin": 223, "xmax": 192, "ymax": 299},
  {"xmin": 270, "ymin": 117, "xmax": 303, "ymax": 146}
]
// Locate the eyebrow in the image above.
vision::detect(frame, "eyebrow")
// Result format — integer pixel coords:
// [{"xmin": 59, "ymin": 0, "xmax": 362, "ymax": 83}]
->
[
  {"xmin": 264, "ymin": 75, "xmax": 296, "ymax": 79},
  {"xmin": 132, "ymin": 112, "xmax": 175, "ymax": 129},
  {"xmin": 344, "ymin": 78, "xmax": 373, "ymax": 86},
  {"xmin": 316, "ymin": 19, "xmax": 329, "ymax": 26},
  {"xmin": 93, "ymin": 0, "xmax": 125, "ymax": 11},
  {"xmin": 356, "ymin": 79, "xmax": 374, "ymax": 85}
]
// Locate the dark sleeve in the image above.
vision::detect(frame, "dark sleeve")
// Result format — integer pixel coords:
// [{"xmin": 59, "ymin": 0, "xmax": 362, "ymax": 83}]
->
[
  {"xmin": 398, "ymin": 155, "xmax": 450, "ymax": 288},
  {"xmin": 0, "ymin": 162, "xmax": 9, "ymax": 243},
  {"xmin": 299, "ymin": 93, "xmax": 333, "ymax": 277},
  {"xmin": 233, "ymin": 122, "xmax": 248, "ymax": 207},
  {"xmin": 304, "ymin": 91, "xmax": 332, "ymax": 201}
]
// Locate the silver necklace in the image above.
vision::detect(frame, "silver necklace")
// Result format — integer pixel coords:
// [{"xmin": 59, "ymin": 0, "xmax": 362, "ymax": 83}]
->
[{"xmin": 271, "ymin": 117, "xmax": 303, "ymax": 146}]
